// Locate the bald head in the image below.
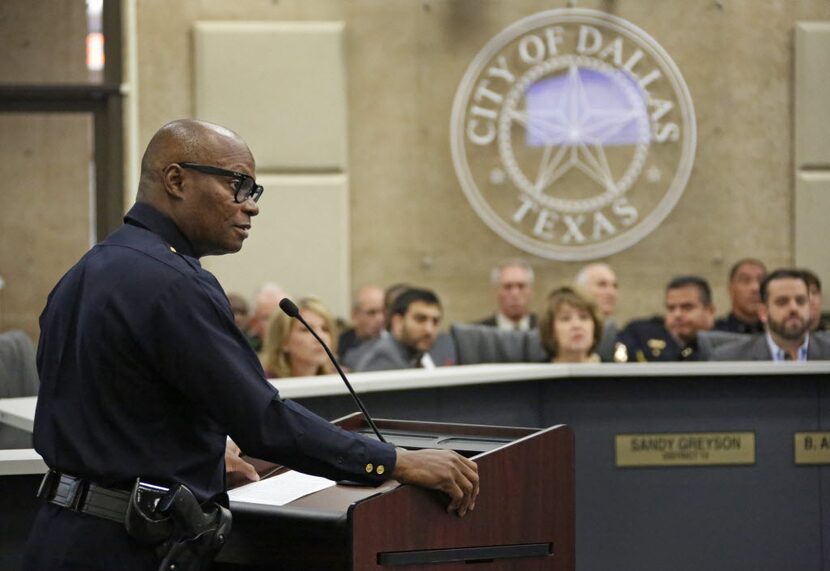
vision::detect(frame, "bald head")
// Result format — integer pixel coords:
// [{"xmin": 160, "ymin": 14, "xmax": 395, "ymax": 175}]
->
[
  {"xmin": 575, "ymin": 263, "xmax": 618, "ymax": 318},
  {"xmin": 138, "ymin": 119, "xmax": 250, "ymax": 202},
  {"xmin": 135, "ymin": 119, "xmax": 259, "ymax": 258},
  {"xmin": 352, "ymin": 285, "xmax": 386, "ymax": 339}
]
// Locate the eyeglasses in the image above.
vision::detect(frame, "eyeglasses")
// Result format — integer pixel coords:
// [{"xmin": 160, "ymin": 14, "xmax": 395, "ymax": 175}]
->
[{"xmin": 179, "ymin": 162, "xmax": 264, "ymax": 203}]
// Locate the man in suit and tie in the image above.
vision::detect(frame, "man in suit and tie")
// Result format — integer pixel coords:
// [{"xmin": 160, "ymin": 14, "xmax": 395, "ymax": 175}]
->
[
  {"xmin": 575, "ymin": 262, "xmax": 619, "ymax": 361},
  {"xmin": 475, "ymin": 259, "xmax": 537, "ymax": 331},
  {"xmin": 712, "ymin": 268, "xmax": 830, "ymax": 361}
]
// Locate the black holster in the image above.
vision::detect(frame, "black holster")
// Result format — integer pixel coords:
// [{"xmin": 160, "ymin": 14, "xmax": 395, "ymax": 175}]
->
[
  {"xmin": 124, "ymin": 479, "xmax": 231, "ymax": 571},
  {"xmin": 125, "ymin": 479, "xmax": 174, "ymax": 545},
  {"xmin": 155, "ymin": 485, "xmax": 232, "ymax": 571}
]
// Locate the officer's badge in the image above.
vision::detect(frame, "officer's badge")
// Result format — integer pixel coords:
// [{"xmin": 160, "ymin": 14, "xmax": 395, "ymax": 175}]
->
[{"xmin": 647, "ymin": 338, "xmax": 666, "ymax": 358}]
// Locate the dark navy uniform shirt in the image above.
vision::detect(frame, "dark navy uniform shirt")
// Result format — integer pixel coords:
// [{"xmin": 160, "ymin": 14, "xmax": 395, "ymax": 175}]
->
[
  {"xmin": 614, "ymin": 316, "xmax": 703, "ymax": 362},
  {"xmin": 34, "ymin": 202, "xmax": 395, "ymax": 502},
  {"xmin": 713, "ymin": 312, "xmax": 764, "ymax": 335}
]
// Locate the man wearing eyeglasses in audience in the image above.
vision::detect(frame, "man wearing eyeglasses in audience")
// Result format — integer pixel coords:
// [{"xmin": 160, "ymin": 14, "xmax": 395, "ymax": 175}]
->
[
  {"xmin": 339, "ymin": 284, "xmax": 388, "ymax": 369},
  {"xmin": 25, "ymin": 119, "xmax": 478, "ymax": 570}
]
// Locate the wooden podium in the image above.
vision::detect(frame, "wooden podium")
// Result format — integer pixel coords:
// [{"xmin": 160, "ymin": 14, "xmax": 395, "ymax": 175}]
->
[{"xmin": 215, "ymin": 415, "xmax": 574, "ymax": 570}]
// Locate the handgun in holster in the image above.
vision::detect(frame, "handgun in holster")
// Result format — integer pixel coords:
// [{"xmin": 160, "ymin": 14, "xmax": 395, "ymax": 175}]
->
[{"xmin": 125, "ymin": 479, "xmax": 232, "ymax": 571}]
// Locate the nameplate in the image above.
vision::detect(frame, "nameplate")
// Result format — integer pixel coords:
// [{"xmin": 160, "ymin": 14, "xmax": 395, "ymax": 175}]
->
[
  {"xmin": 615, "ymin": 432, "xmax": 755, "ymax": 467},
  {"xmin": 794, "ymin": 432, "xmax": 830, "ymax": 464}
]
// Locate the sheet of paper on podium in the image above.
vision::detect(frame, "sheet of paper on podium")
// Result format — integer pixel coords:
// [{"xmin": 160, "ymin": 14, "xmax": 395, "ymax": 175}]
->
[{"xmin": 227, "ymin": 470, "xmax": 336, "ymax": 506}]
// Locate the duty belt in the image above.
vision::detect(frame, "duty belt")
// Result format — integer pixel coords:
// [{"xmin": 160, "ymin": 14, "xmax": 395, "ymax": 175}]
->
[
  {"xmin": 37, "ymin": 469, "xmax": 130, "ymax": 524},
  {"xmin": 37, "ymin": 469, "xmax": 232, "ymax": 571}
]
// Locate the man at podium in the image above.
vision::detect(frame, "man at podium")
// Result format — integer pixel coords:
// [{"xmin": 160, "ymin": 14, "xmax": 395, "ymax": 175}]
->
[{"xmin": 23, "ymin": 119, "xmax": 478, "ymax": 571}]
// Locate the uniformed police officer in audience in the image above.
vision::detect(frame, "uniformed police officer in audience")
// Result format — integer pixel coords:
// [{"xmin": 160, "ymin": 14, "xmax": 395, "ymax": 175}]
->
[
  {"xmin": 24, "ymin": 119, "xmax": 478, "ymax": 571},
  {"xmin": 713, "ymin": 258, "xmax": 767, "ymax": 334},
  {"xmin": 615, "ymin": 276, "xmax": 715, "ymax": 362}
]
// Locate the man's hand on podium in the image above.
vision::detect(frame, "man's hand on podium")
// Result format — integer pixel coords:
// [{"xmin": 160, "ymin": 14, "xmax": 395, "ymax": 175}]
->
[
  {"xmin": 392, "ymin": 448, "xmax": 479, "ymax": 517},
  {"xmin": 225, "ymin": 438, "xmax": 260, "ymax": 483}
]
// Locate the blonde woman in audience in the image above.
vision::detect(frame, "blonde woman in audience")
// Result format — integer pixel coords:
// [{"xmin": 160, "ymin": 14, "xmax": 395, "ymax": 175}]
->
[
  {"xmin": 538, "ymin": 286, "xmax": 603, "ymax": 363},
  {"xmin": 261, "ymin": 297, "xmax": 337, "ymax": 378}
]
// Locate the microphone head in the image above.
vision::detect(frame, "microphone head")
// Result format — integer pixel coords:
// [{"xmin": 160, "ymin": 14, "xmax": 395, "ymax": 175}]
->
[{"xmin": 279, "ymin": 297, "xmax": 300, "ymax": 318}]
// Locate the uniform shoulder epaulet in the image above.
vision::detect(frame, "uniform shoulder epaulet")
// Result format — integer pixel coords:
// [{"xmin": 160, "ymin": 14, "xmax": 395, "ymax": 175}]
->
[{"xmin": 164, "ymin": 245, "xmax": 201, "ymax": 272}]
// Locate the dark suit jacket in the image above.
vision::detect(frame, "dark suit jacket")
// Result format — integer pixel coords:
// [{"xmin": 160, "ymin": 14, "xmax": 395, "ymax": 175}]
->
[
  {"xmin": 616, "ymin": 316, "xmax": 704, "ymax": 362},
  {"xmin": 595, "ymin": 319, "xmax": 619, "ymax": 362},
  {"xmin": 711, "ymin": 332, "xmax": 830, "ymax": 361},
  {"xmin": 337, "ymin": 328, "xmax": 360, "ymax": 357}
]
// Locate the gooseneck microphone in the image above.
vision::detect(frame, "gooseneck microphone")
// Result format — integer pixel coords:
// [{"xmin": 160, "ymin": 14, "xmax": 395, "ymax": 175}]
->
[{"xmin": 278, "ymin": 298, "xmax": 386, "ymax": 443}]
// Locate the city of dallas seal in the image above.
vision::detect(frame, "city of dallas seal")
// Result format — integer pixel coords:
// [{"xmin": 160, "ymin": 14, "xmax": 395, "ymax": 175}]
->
[{"xmin": 450, "ymin": 9, "xmax": 696, "ymax": 261}]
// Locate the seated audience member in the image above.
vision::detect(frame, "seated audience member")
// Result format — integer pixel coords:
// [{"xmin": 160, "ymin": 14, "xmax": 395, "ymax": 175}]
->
[
  {"xmin": 245, "ymin": 282, "xmax": 286, "ymax": 352},
  {"xmin": 0, "ymin": 281, "xmax": 39, "ymax": 403},
  {"xmin": 616, "ymin": 276, "xmax": 714, "ymax": 362},
  {"xmin": 714, "ymin": 258, "xmax": 766, "ymax": 334},
  {"xmin": 261, "ymin": 297, "xmax": 337, "ymax": 378},
  {"xmin": 227, "ymin": 292, "xmax": 250, "ymax": 331},
  {"xmin": 0, "ymin": 330, "xmax": 38, "ymax": 396},
  {"xmin": 538, "ymin": 286, "xmax": 603, "ymax": 363},
  {"xmin": 339, "ymin": 285, "xmax": 387, "ymax": 368},
  {"xmin": 575, "ymin": 262, "xmax": 618, "ymax": 361},
  {"xmin": 801, "ymin": 268, "xmax": 829, "ymax": 331},
  {"xmin": 712, "ymin": 269, "xmax": 830, "ymax": 361},
  {"xmin": 356, "ymin": 287, "xmax": 456, "ymax": 371},
  {"xmin": 0, "ymin": 329, "xmax": 40, "ymax": 448},
  {"xmin": 339, "ymin": 282, "xmax": 411, "ymax": 369},
  {"xmin": 475, "ymin": 259, "xmax": 537, "ymax": 330},
  {"xmin": 384, "ymin": 282, "xmax": 412, "ymax": 321}
]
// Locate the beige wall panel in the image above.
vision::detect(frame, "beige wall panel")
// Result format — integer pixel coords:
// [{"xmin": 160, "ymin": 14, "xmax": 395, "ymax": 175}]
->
[
  {"xmin": 193, "ymin": 21, "xmax": 347, "ymax": 171},
  {"xmin": 0, "ymin": 0, "xmax": 88, "ymax": 84},
  {"xmin": 795, "ymin": 22, "xmax": 830, "ymax": 169},
  {"xmin": 135, "ymin": 1, "xmax": 830, "ymax": 327},
  {"xmin": 0, "ymin": 115, "xmax": 93, "ymax": 341},
  {"xmin": 202, "ymin": 175, "xmax": 350, "ymax": 318},
  {"xmin": 795, "ymin": 172, "xmax": 830, "ymax": 309}
]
